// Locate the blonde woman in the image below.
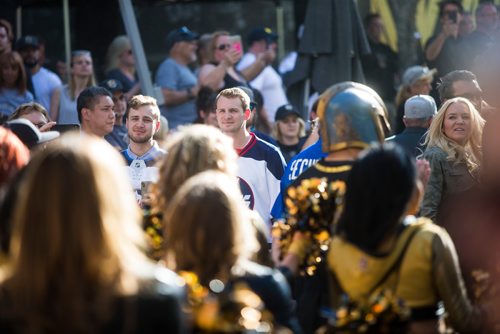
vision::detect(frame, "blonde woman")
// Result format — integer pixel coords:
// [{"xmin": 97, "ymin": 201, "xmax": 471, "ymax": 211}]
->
[
  {"xmin": 420, "ymin": 97, "xmax": 484, "ymax": 221},
  {"xmin": 0, "ymin": 134, "xmax": 184, "ymax": 333},
  {"xmin": 49, "ymin": 50, "xmax": 96, "ymax": 124},
  {"xmin": 156, "ymin": 124, "xmax": 237, "ymax": 212},
  {"xmin": 394, "ymin": 66, "xmax": 436, "ymax": 134},
  {"xmin": 164, "ymin": 170, "xmax": 300, "ymax": 332},
  {"xmin": 105, "ymin": 35, "xmax": 140, "ymax": 99}
]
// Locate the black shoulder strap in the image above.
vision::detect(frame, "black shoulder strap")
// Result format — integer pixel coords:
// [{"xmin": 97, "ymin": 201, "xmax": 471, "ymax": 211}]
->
[{"xmin": 366, "ymin": 225, "xmax": 421, "ymax": 295}]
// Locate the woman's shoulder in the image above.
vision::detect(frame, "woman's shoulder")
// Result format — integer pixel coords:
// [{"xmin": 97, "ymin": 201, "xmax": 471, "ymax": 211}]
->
[
  {"xmin": 424, "ymin": 145, "xmax": 447, "ymax": 159},
  {"xmin": 406, "ymin": 216, "xmax": 448, "ymax": 242}
]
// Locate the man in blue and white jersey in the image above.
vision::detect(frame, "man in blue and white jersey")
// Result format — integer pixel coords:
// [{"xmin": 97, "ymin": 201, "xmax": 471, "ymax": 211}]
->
[{"xmin": 216, "ymin": 87, "xmax": 285, "ymax": 229}]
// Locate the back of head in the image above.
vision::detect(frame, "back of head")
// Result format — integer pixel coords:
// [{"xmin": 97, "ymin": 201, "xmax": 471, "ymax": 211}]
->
[
  {"xmin": 76, "ymin": 86, "xmax": 112, "ymax": 123},
  {"xmin": 157, "ymin": 124, "xmax": 237, "ymax": 210},
  {"xmin": 338, "ymin": 143, "xmax": 416, "ymax": 253},
  {"xmin": 317, "ymin": 81, "xmax": 390, "ymax": 153},
  {"xmin": 7, "ymin": 133, "xmax": 144, "ymax": 326},
  {"xmin": 164, "ymin": 170, "xmax": 254, "ymax": 285}
]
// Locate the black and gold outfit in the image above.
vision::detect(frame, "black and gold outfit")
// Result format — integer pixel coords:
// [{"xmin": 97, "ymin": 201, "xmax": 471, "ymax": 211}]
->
[{"xmin": 328, "ymin": 217, "xmax": 487, "ymax": 333}]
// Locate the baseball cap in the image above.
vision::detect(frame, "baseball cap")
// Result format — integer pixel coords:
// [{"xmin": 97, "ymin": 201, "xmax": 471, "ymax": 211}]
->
[
  {"xmin": 402, "ymin": 66, "xmax": 437, "ymax": 87},
  {"xmin": 404, "ymin": 95, "xmax": 437, "ymax": 119},
  {"xmin": 15, "ymin": 35, "xmax": 40, "ymax": 50},
  {"xmin": 99, "ymin": 79, "xmax": 124, "ymax": 94},
  {"xmin": 247, "ymin": 27, "xmax": 278, "ymax": 44},
  {"xmin": 5, "ymin": 118, "xmax": 59, "ymax": 149},
  {"xmin": 166, "ymin": 26, "xmax": 199, "ymax": 51},
  {"xmin": 275, "ymin": 104, "xmax": 301, "ymax": 122},
  {"xmin": 237, "ymin": 86, "xmax": 257, "ymax": 110}
]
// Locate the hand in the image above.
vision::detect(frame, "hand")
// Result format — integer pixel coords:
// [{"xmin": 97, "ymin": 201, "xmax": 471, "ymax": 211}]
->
[
  {"xmin": 442, "ymin": 20, "xmax": 459, "ymax": 38},
  {"xmin": 222, "ymin": 48, "xmax": 242, "ymax": 67},
  {"xmin": 416, "ymin": 158, "xmax": 431, "ymax": 187},
  {"xmin": 40, "ymin": 121, "xmax": 56, "ymax": 132},
  {"xmin": 257, "ymin": 48, "xmax": 276, "ymax": 66}
]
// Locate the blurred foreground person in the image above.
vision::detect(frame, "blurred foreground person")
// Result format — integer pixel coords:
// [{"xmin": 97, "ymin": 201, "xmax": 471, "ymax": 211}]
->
[
  {"xmin": 0, "ymin": 133, "xmax": 185, "ymax": 333},
  {"xmin": 327, "ymin": 143, "xmax": 495, "ymax": 334},
  {"xmin": 164, "ymin": 170, "xmax": 301, "ymax": 333}
]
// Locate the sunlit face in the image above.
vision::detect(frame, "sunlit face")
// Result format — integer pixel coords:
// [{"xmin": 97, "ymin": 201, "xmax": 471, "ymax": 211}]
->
[
  {"xmin": 442, "ymin": 102, "xmax": 471, "ymax": 146},
  {"xmin": 71, "ymin": 54, "xmax": 93, "ymax": 77},
  {"xmin": 83, "ymin": 95, "xmax": 115, "ymax": 137},
  {"xmin": 120, "ymin": 47, "xmax": 135, "ymax": 66},
  {"xmin": 214, "ymin": 35, "xmax": 230, "ymax": 63},
  {"xmin": 1, "ymin": 62, "xmax": 19, "ymax": 86},
  {"xmin": 20, "ymin": 111, "xmax": 48, "ymax": 129},
  {"xmin": 278, "ymin": 115, "xmax": 300, "ymax": 139},
  {"xmin": 410, "ymin": 79, "xmax": 432, "ymax": 95},
  {"xmin": 216, "ymin": 96, "xmax": 249, "ymax": 134},
  {"xmin": 126, "ymin": 105, "xmax": 160, "ymax": 144},
  {"xmin": 172, "ymin": 40, "xmax": 197, "ymax": 64}
]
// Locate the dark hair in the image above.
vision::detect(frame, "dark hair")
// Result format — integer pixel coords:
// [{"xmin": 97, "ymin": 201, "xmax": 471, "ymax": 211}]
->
[
  {"xmin": 76, "ymin": 86, "xmax": 112, "ymax": 123},
  {"xmin": 337, "ymin": 143, "xmax": 416, "ymax": 253},
  {"xmin": 195, "ymin": 86, "xmax": 217, "ymax": 123},
  {"xmin": 437, "ymin": 70, "xmax": 477, "ymax": 102},
  {"xmin": 364, "ymin": 13, "xmax": 381, "ymax": 27},
  {"xmin": 438, "ymin": 0, "xmax": 464, "ymax": 18}
]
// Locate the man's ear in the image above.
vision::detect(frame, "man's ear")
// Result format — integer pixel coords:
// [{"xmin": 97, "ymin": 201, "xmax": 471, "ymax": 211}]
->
[
  {"xmin": 81, "ymin": 108, "xmax": 91, "ymax": 121},
  {"xmin": 154, "ymin": 119, "xmax": 161, "ymax": 133},
  {"xmin": 244, "ymin": 108, "xmax": 251, "ymax": 120}
]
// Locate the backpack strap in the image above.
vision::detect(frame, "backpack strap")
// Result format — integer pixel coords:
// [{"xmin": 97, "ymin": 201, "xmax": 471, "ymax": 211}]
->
[{"xmin": 366, "ymin": 224, "xmax": 421, "ymax": 295}]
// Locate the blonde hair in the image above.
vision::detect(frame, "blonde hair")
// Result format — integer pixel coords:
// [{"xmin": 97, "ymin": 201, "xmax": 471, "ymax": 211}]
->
[
  {"xmin": 69, "ymin": 52, "xmax": 96, "ymax": 100},
  {"xmin": 1, "ymin": 133, "xmax": 148, "ymax": 332},
  {"xmin": 271, "ymin": 116, "xmax": 306, "ymax": 143},
  {"xmin": 208, "ymin": 31, "xmax": 229, "ymax": 63},
  {"xmin": 155, "ymin": 124, "xmax": 237, "ymax": 213},
  {"xmin": 8, "ymin": 101, "xmax": 49, "ymax": 122},
  {"xmin": 105, "ymin": 35, "xmax": 131, "ymax": 74},
  {"xmin": 395, "ymin": 77, "xmax": 431, "ymax": 108},
  {"xmin": 216, "ymin": 87, "xmax": 250, "ymax": 111},
  {"xmin": 424, "ymin": 97, "xmax": 484, "ymax": 170},
  {"xmin": 164, "ymin": 171, "xmax": 258, "ymax": 286}
]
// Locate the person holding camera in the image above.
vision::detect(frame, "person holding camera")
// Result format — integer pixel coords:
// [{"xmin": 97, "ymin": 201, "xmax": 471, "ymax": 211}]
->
[{"xmin": 424, "ymin": 0, "xmax": 466, "ymax": 81}]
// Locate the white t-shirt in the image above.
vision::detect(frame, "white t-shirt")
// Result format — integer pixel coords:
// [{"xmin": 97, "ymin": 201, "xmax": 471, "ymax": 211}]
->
[
  {"xmin": 32, "ymin": 67, "xmax": 62, "ymax": 111},
  {"xmin": 237, "ymin": 53, "xmax": 288, "ymax": 123}
]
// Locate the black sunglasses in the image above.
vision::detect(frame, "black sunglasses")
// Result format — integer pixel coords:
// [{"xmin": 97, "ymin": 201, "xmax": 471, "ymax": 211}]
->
[{"xmin": 216, "ymin": 44, "xmax": 231, "ymax": 51}]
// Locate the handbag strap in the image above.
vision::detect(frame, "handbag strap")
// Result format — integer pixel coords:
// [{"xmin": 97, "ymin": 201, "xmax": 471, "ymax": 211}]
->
[{"xmin": 366, "ymin": 225, "xmax": 421, "ymax": 295}]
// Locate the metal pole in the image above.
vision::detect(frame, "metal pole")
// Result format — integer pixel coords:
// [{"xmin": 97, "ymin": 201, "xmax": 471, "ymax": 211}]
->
[
  {"xmin": 275, "ymin": 2, "xmax": 285, "ymax": 61},
  {"xmin": 15, "ymin": 6, "xmax": 22, "ymax": 38},
  {"xmin": 63, "ymin": 0, "xmax": 71, "ymax": 84},
  {"xmin": 118, "ymin": 0, "xmax": 163, "ymax": 104}
]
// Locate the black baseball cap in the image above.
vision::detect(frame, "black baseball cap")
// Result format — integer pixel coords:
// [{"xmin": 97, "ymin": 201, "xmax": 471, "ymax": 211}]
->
[
  {"xmin": 15, "ymin": 35, "xmax": 40, "ymax": 50},
  {"xmin": 247, "ymin": 27, "xmax": 278, "ymax": 45},
  {"xmin": 99, "ymin": 79, "xmax": 124, "ymax": 94},
  {"xmin": 166, "ymin": 26, "xmax": 199, "ymax": 51},
  {"xmin": 275, "ymin": 104, "xmax": 301, "ymax": 122}
]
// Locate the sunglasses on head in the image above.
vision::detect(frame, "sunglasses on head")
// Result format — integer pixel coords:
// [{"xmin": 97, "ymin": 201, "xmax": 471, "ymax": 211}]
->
[{"xmin": 71, "ymin": 49, "xmax": 92, "ymax": 57}]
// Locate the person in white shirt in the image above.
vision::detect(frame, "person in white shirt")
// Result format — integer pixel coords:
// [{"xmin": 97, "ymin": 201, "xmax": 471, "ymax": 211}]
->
[{"xmin": 237, "ymin": 27, "xmax": 288, "ymax": 123}]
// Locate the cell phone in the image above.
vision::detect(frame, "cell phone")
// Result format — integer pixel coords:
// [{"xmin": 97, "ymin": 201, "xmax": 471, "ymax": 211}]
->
[
  {"xmin": 52, "ymin": 123, "xmax": 80, "ymax": 133},
  {"xmin": 228, "ymin": 35, "xmax": 243, "ymax": 53},
  {"xmin": 447, "ymin": 11, "xmax": 457, "ymax": 24}
]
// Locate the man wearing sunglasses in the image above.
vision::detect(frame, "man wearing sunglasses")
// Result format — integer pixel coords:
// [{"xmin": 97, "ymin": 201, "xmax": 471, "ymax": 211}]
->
[
  {"xmin": 438, "ymin": 70, "xmax": 486, "ymax": 113},
  {"xmin": 155, "ymin": 26, "xmax": 200, "ymax": 131}
]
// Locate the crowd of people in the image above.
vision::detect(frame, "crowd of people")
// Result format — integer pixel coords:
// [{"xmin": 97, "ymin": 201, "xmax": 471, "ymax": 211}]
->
[{"xmin": 1, "ymin": 0, "xmax": 500, "ymax": 332}]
